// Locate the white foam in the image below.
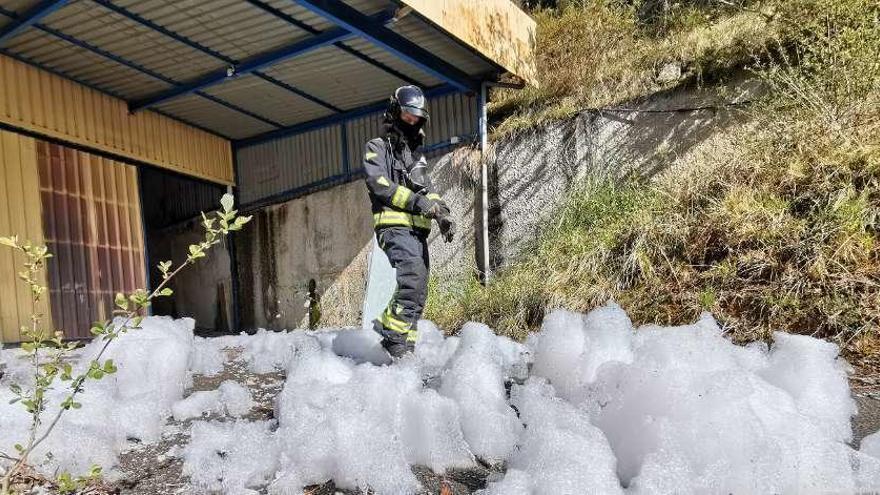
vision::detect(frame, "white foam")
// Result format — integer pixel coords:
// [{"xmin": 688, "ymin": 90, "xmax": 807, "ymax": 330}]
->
[
  {"xmin": 181, "ymin": 420, "xmax": 278, "ymax": 494},
  {"xmin": 863, "ymin": 431, "xmax": 880, "ymax": 459},
  {"xmin": 3, "ymin": 306, "xmax": 876, "ymax": 494},
  {"xmin": 506, "ymin": 377, "xmax": 622, "ymax": 494},
  {"xmin": 759, "ymin": 331, "xmax": 856, "ymax": 442},
  {"xmin": 532, "ymin": 303, "xmax": 634, "ymax": 405},
  {"xmin": 171, "ymin": 380, "xmax": 255, "ymax": 421},
  {"xmin": 190, "ymin": 336, "xmax": 227, "ymax": 376},
  {"xmin": 580, "ymin": 313, "xmax": 870, "ymax": 493},
  {"xmin": 476, "ymin": 469, "xmax": 532, "ymax": 495},
  {"xmin": 0, "ymin": 316, "xmax": 195, "ymax": 475},
  {"xmin": 239, "ymin": 329, "xmax": 313, "ymax": 373},
  {"xmin": 401, "ymin": 388, "xmax": 474, "ymax": 472},
  {"xmin": 330, "ymin": 328, "xmax": 392, "ymax": 366},
  {"xmin": 439, "ymin": 324, "xmax": 522, "ymax": 462}
]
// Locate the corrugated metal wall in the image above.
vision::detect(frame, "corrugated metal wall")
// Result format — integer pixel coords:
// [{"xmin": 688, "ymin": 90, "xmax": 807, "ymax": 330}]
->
[
  {"xmin": 0, "ymin": 130, "xmax": 52, "ymax": 344},
  {"xmin": 237, "ymin": 126, "xmax": 345, "ymax": 206},
  {"xmin": 140, "ymin": 166, "xmax": 225, "ymax": 230},
  {"xmin": 0, "ymin": 54, "xmax": 234, "ymax": 185},
  {"xmin": 236, "ymin": 92, "xmax": 478, "ymax": 207},
  {"xmin": 37, "ymin": 141, "xmax": 146, "ymax": 340}
]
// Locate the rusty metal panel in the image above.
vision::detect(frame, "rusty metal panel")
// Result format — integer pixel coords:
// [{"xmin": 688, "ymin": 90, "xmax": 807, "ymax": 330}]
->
[
  {"xmin": 0, "ymin": 129, "xmax": 52, "ymax": 344},
  {"xmin": 388, "ymin": 14, "xmax": 497, "ymax": 78},
  {"xmin": 0, "ymin": 53, "xmax": 234, "ymax": 185},
  {"xmin": 37, "ymin": 140, "xmax": 146, "ymax": 340},
  {"xmin": 236, "ymin": 126, "xmax": 344, "ymax": 205},
  {"xmin": 400, "ymin": 0, "xmax": 538, "ymax": 85}
]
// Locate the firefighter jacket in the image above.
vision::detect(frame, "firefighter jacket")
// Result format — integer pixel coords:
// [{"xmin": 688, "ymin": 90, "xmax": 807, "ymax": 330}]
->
[{"xmin": 362, "ymin": 134, "xmax": 441, "ymax": 232}]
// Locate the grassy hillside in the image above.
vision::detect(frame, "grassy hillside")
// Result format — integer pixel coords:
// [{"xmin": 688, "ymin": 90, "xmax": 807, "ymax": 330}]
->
[
  {"xmin": 426, "ymin": 0, "xmax": 880, "ymax": 359},
  {"xmin": 490, "ymin": 0, "xmax": 779, "ymax": 135}
]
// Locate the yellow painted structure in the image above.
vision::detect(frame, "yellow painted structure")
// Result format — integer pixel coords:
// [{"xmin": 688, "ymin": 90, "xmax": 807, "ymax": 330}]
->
[
  {"xmin": 0, "ymin": 51, "xmax": 227, "ymax": 343},
  {"xmin": 0, "ymin": 130, "xmax": 52, "ymax": 343},
  {"xmin": 401, "ymin": 0, "xmax": 538, "ymax": 86},
  {"xmin": 0, "ymin": 54, "xmax": 233, "ymax": 185}
]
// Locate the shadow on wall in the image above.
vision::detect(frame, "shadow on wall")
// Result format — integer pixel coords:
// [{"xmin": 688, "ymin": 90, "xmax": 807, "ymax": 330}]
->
[
  {"xmin": 148, "ymin": 217, "xmax": 232, "ymax": 335},
  {"xmin": 489, "ymin": 73, "xmax": 765, "ymax": 267},
  {"xmin": 235, "ymin": 180, "xmax": 375, "ymax": 331}
]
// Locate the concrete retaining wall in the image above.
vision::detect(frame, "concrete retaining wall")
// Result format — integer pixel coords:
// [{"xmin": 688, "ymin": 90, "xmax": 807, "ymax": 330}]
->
[
  {"xmin": 228, "ymin": 77, "xmax": 764, "ymax": 331},
  {"xmin": 234, "ymin": 180, "xmax": 374, "ymax": 330}
]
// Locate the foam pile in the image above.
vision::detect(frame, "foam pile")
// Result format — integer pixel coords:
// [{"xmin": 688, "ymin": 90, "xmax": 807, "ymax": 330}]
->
[
  {"xmin": 172, "ymin": 380, "xmax": 255, "ymax": 420},
  {"xmin": 0, "ymin": 316, "xmax": 195, "ymax": 475},
  {"xmin": 525, "ymin": 305, "xmax": 880, "ymax": 494},
  {"xmin": 4, "ymin": 304, "xmax": 880, "ymax": 494},
  {"xmin": 182, "ymin": 420, "xmax": 278, "ymax": 494}
]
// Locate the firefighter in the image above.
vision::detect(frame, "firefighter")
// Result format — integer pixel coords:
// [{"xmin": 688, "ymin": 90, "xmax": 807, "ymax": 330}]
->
[{"xmin": 363, "ymin": 85, "xmax": 455, "ymax": 358}]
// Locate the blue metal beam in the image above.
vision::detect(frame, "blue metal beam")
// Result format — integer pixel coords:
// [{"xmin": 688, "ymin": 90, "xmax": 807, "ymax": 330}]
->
[
  {"xmin": 129, "ymin": 10, "xmax": 395, "ymax": 113},
  {"xmin": 252, "ymin": 72, "xmax": 342, "ymax": 113},
  {"xmin": 0, "ymin": 5, "xmax": 282, "ymax": 128},
  {"xmin": 235, "ymin": 84, "xmax": 458, "ymax": 149},
  {"xmin": 89, "ymin": 0, "xmax": 339, "ymax": 113},
  {"xmin": 292, "ymin": 0, "xmax": 479, "ymax": 92},
  {"xmin": 89, "ymin": 0, "xmax": 232, "ymax": 62},
  {"xmin": 0, "ymin": 0, "xmax": 69, "ymax": 45},
  {"xmin": 196, "ymin": 92, "xmax": 285, "ymax": 128},
  {"xmin": 244, "ymin": 0, "xmax": 422, "ymax": 87}
]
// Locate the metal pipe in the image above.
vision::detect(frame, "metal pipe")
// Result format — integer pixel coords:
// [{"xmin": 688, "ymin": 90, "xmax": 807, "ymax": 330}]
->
[
  {"xmin": 137, "ymin": 166, "xmax": 154, "ymax": 317},
  {"xmin": 479, "ymin": 82, "xmax": 491, "ymax": 284}
]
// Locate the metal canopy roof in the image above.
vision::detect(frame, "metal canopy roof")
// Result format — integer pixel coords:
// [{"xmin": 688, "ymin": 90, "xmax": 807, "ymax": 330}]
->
[{"xmin": 0, "ymin": 0, "xmax": 509, "ymax": 144}]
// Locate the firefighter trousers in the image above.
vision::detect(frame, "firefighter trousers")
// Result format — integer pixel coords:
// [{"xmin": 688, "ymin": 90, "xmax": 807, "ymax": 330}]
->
[{"xmin": 374, "ymin": 226, "xmax": 430, "ymax": 345}]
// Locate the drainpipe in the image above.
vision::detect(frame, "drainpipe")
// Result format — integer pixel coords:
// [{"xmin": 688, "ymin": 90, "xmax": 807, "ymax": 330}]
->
[
  {"xmin": 479, "ymin": 82, "xmax": 491, "ymax": 284},
  {"xmin": 137, "ymin": 167, "xmax": 153, "ymax": 316}
]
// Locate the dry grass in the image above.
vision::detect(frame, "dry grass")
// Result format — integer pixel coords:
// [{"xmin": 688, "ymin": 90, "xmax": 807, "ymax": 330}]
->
[
  {"xmin": 490, "ymin": 0, "xmax": 779, "ymax": 136},
  {"xmin": 427, "ymin": 0, "xmax": 880, "ymax": 359}
]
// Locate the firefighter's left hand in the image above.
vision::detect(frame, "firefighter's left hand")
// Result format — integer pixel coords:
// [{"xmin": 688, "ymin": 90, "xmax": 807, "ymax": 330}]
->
[{"xmin": 439, "ymin": 217, "xmax": 456, "ymax": 243}]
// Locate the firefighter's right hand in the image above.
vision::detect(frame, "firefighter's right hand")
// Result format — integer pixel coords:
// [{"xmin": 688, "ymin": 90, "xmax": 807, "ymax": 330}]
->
[{"xmin": 439, "ymin": 217, "xmax": 456, "ymax": 243}]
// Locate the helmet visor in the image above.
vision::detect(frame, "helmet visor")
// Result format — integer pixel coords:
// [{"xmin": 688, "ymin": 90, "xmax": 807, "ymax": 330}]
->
[{"xmin": 400, "ymin": 105, "xmax": 428, "ymax": 120}]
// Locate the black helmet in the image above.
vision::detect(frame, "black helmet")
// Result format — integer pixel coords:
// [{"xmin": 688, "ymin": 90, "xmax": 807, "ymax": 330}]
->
[{"xmin": 388, "ymin": 85, "xmax": 429, "ymax": 122}]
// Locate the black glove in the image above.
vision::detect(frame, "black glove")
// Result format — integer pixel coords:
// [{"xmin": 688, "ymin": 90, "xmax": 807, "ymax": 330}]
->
[
  {"xmin": 439, "ymin": 216, "xmax": 456, "ymax": 243},
  {"xmin": 415, "ymin": 195, "xmax": 450, "ymax": 219}
]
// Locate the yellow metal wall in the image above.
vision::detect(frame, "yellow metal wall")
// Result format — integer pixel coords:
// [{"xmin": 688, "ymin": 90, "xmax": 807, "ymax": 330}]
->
[
  {"xmin": 0, "ymin": 130, "xmax": 52, "ymax": 344},
  {"xmin": 0, "ymin": 54, "xmax": 233, "ymax": 185}
]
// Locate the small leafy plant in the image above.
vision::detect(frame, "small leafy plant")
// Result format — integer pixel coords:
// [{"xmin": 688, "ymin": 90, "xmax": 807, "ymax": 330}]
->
[{"xmin": 0, "ymin": 193, "xmax": 250, "ymax": 494}]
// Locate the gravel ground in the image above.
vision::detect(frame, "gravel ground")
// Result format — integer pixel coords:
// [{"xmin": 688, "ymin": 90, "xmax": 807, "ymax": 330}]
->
[
  {"xmin": 851, "ymin": 373, "xmax": 880, "ymax": 448},
  {"xmin": 112, "ymin": 349, "xmax": 285, "ymax": 495}
]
